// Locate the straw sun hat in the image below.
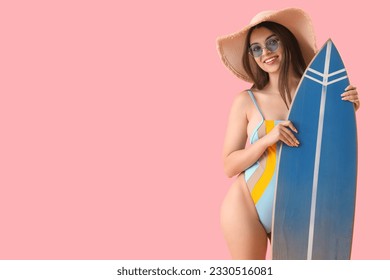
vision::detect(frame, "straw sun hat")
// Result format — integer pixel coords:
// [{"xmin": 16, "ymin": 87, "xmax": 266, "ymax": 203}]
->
[{"xmin": 216, "ymin": 7, "xmax": 317, "ymax": 83}]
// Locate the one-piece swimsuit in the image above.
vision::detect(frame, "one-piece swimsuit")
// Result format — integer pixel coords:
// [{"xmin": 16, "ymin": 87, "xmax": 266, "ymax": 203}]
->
[{"xmin": 244, "ymin": 89, "xmax": 282, "ymax": 234}]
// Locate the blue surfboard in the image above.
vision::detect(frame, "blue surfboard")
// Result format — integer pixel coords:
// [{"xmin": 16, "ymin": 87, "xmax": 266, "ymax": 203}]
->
[{"xmin": 272, "ymin": 39, "xmax": 357, "ymax": 260}]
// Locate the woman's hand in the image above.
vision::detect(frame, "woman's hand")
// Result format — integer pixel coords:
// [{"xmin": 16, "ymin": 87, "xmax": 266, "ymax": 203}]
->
[
  {"xmin": 341, "ymin": 85, "xmax": 360, "ymax": 111},
  {"xmin": 264, "ymin": 121, "xmax": 300, "ymax": 147}
]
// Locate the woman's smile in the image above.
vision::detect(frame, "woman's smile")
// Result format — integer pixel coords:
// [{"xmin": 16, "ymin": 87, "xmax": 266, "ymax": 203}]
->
[{"xmin": 263, "ymin": 55, "xmax": 279, "ymax": 64}]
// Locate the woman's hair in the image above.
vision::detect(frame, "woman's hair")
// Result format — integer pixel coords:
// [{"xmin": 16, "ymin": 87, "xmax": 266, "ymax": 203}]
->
[{"xmin": 242, "ymin": 21, "xmax": 306, "ymax": 108}]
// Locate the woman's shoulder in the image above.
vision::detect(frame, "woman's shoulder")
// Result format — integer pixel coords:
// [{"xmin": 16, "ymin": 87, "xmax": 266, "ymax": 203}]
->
[
  {"xmin": 232, "ymin": 89, "xmax": 252, "ymax": 106},
  {"xmin": 227, "ymin": 89, "xmax": 257, "ymax": 118},
  {"xmin": 231, "ymin": 88, "xmax": 262, "ymax": 107}
]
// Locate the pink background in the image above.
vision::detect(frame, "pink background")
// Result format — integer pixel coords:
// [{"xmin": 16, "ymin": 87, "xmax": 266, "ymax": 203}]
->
[{"xmin": 0, "ymin": 0, "xmax": 388, "ymax": 259}]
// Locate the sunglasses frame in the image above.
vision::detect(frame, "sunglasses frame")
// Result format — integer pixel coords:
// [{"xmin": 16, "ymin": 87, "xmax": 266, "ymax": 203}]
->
[{"xmin": 249, "ymin": 37, "xmax": 280, "ymax": 58}]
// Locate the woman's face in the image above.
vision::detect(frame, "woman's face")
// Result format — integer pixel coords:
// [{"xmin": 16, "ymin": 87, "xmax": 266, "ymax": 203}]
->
[{"xmin": 249, "ymin": 27, "xmax": 283, "ymax": 74}]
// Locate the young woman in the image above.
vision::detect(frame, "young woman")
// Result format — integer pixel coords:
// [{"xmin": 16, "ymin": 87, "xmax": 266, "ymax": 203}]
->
[{"xmin": 216, "ymin": 8, "xmax": 360, "ymax": 260}]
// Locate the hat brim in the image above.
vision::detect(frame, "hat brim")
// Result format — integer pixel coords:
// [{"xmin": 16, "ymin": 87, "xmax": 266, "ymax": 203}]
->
[{"xmin": 216, "ymin": 8, "xmax": 317, "ymax": 83}]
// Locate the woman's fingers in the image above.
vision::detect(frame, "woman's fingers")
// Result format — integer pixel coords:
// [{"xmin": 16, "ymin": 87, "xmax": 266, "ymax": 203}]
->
[
  {"xmin": 341, "ymin": 85, "xmax": 360, "ymax": 111},
  {"xmin": 280, "ymin": 130, "xmax": 298, "ymax": 147},
  {"xmin": 344, "ymin": 84, "xmax": 356, "ymax": 92},
  {"xmin": 281, "ymin": 120, "xmax": 297, "ymax": 132},
  {"xmin": 286, "ymin": 121, "xmax": 298, "ymax": 133},
  {"xmin": 279, "ymin": 123, "xmax": 299, "ymax": 147},
  {"xmin": 341, "ymin": 90, "xmax": 358, "ymax": 100},
  {"xmin": 268, "ymin": 121, "xmax": 300, "ymax": 147}
]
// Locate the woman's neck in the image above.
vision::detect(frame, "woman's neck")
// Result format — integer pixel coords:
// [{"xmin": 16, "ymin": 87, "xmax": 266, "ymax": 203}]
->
[
  {"xmin": 268, "ymin": 71, "xmax": 300, "ymax": 92},
  {"xmin": 267, "ymin": 72, "xmax": 280, "ymax": 91}
]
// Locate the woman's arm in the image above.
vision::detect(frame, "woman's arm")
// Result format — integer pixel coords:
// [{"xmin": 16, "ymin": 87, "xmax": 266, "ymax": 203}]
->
[
  {"xmin": 222, "ymin": 92, "xmax": 299, "ymax": 178},
  {"xmin": 222, "ymin": 92, "xmax": 268, "ymax": 178}
]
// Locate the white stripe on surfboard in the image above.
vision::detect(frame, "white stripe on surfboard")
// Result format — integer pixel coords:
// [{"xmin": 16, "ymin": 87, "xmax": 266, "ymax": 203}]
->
[
  {"xmin": 308, "ymin": 68, "xmax": 345, "ymax": 79},
  {"xmin": 307, "ymin": 40, "xmax": 332, "ymax": 260},
  {"xmin": 307, "ymin": 68, "xmax": 324, "ymax": 77},
  {"xmin": 328, "ymin": 68, "xmax": 346, "ymax": 77},
  {"xmin": 304, "ymin": 74, "xmax": 324, "ymax": 85},
  {"xmin": 305, "ymin": 71, "xmax": 347, "ymax": 86},
  {"xmin": 327, "ymin": 75, "xmax": 348, "ymax": 85}
]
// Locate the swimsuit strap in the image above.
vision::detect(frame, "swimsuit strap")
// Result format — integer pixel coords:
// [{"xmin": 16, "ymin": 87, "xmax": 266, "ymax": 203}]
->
[{"xmin": 247, "ymin": 90, "xmax": 265, "ymax": 121}]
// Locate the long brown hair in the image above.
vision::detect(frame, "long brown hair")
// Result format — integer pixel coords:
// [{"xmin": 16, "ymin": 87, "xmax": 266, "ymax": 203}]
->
[{"xmin": 242, "ymin": 21, "xmax": 306, "ymax": 108}]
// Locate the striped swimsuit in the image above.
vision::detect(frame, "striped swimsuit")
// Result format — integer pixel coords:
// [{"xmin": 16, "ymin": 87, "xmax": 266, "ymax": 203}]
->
[{"xmin": 245, "ymin": 90, "xmax": 282, "ymax": 234}]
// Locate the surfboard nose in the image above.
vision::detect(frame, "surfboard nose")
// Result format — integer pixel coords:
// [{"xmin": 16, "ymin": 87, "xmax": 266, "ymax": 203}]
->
[{"xmin": 305, "ymin": 40, "xmax": 348, "ymax": 88}]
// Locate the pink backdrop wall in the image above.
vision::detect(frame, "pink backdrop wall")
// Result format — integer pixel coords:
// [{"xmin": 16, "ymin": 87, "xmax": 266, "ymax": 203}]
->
[{"xmin": 1, "ymin": 0, "xmax": 388, "ymax": 259}]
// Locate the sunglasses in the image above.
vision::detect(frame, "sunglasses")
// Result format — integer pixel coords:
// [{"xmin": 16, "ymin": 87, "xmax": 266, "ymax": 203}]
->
[{"xmin": 249, "ymin": 36, "xmax": 280, "ymax": 58}]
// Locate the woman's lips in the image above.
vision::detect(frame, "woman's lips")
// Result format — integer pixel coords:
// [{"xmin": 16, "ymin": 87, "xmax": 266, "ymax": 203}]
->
[{"xmin": 263, "ymin": 56, "xmax": 278, "ymax": 64}]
